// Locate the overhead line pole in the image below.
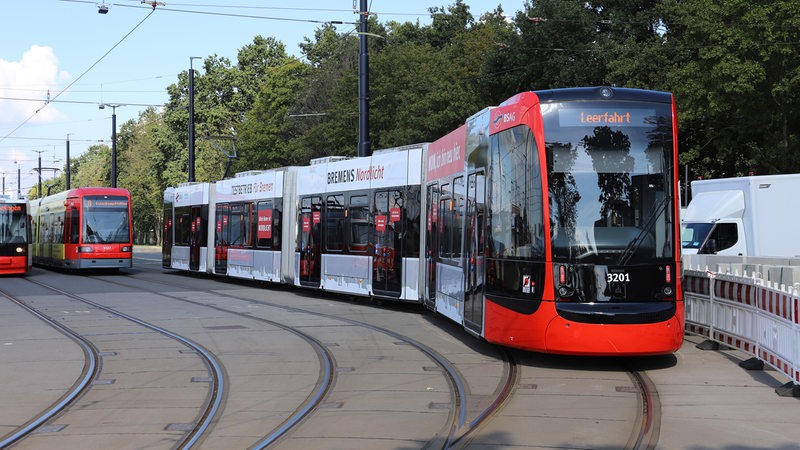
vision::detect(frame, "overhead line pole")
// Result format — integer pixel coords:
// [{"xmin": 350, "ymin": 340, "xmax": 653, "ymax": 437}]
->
[
  {"xmin": 34, "ymin": 150, "xmax": 45, "ymax": 198},
  {"xmin": 189, "ymin": 56, "xmax": 201, "ymax": 183},
  {"xmin": 358, "ymin": 0, "xmax": 370, "ymax": 157},
  {"xmin": 66, "ymin": 133, "xmax": 71, "ymax": 190}
]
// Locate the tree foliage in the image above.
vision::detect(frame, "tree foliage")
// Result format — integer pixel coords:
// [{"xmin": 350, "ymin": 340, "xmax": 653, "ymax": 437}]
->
[{"xmin": 42, "ymin": 0, "xmax": 800, "ymax": 244}]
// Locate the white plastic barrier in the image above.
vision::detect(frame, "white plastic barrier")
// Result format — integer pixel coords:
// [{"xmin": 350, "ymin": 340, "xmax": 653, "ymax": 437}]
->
[{"xmin": 683, "ymin": 264, "xmax": 800, "ymax": 385}]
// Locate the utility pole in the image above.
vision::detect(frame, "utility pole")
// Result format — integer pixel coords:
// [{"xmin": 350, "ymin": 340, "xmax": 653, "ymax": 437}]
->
[
  {"xmin": 189, "ymin": 56, "xmax": 201, "ymax": 182},
  {"xmin": 34, "ymin": 150, "xmax": 45, "ymax": 198},
  {"xmin": 99, "ymin": 103, "xmax": 120, "ymax": 188},
  {"xmin": 358, "ymin": 0, "xmax": 371, "ymax": 157},
  {"xmin": 111, "ymin": 105, "xmax": 117, "ymax": 188},
  {"xmin": 66, "ymin": 133, "xmax": 72, "ymax": 190}
]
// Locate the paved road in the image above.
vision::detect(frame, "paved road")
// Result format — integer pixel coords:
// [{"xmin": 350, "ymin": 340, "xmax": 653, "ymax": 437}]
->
[{"xmin": 0, "ymin": 247, "xmax": 798, "ymax": 449}]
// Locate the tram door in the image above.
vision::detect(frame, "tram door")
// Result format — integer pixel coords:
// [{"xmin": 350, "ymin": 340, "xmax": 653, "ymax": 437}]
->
[
  {"xmin": 214, "ymin": 203, "xmax": 229, "ymax": 274},
  {"xmin": 46, "ymin": 212, "xmax": 55, "ymax": 260},
  {"xmin": 424, "ymin": 184, "xmax": 439, "ymax": 310},
  {"xmin": 373, "ymin": 189, "xmax": 404, "ymax": 297},
  {"xmin": 464, "ymin": 172, "xmax": 485, "ymax": 334},
  {"xmin": 162, "ymin": 201, "xmax": 172, "ymax": 268},
  {"xmin": 298, "ymin": 196, "xmax": 322, "ymax": 287},
  {"xmin": 189, "ymin": 205, "xmax": 204, "ymax": 271}
]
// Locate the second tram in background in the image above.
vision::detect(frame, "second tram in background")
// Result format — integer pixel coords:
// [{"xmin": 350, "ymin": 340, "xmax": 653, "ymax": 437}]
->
[
  {"xmin": 162, "ymin": 86, "xmax": 684, "ymax": 356},
  {"xmin": 0, "ymin": 194, "xmax": 32, "ymax": 275},
  {"xmin": 31, "ymin": 187, "xmax": 133, "ymax": 270}
]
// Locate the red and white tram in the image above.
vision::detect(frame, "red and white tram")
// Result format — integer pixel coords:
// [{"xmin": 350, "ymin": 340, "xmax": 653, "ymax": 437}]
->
[
  {"xmin": 163, "ymin": 87, "xmax": 683, "ymax": 355},
  {"xmin": 0, "ymin": 195, "xmax": 32, "ymax": 275},
  {"xmin": 31, "ymin": 187, "xmax": 133, "ymax": 270},
  {"xmin": 425, "ymin": 88, "xmax": 683, "ymax": 355}
]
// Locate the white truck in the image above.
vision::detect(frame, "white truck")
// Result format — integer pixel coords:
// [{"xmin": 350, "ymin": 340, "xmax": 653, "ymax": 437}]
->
[{"xmin": 681, "ymin": 173, "xmax": 800, "ymax": 257}]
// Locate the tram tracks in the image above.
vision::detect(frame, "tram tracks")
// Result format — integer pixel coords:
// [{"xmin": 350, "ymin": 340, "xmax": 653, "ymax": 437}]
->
[
  {"xmin": 95, "ymin": 268, "xmax": 522, "ymax": 449},
  {"xmin": 5, "ymin": 263, "xmax": 662, "ymax": 449},
  {"xmin": 0, "ymin": 289, "xmax": 100, "ymax": 448},
  {"xmin": 0, "ymin": 278, "xmax": 225, "ymax": 449},
  {"xmin": 625, "ymin": 367, "xmax": 661, "ymax": 450},
  {"xmin": 118, "ymin": 265, "xmax": 662, "ymax": 449}
]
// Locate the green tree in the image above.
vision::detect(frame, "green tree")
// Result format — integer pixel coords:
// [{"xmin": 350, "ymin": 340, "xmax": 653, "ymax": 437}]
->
[
  {"xmin": 237, "ymin": 58, "xmax": 312, "ymax": 169},
  {"xmin": 70, "ymin": 144, "xmax": 112, "ymax": 188},
  {"xmin": 163, "ymin": 36, "xmax": 292, "ymax": 182},
  {"xmin": 662, "ymin": 0, "xmax": 800, "ymax": 178},
  {"xmin": 117, "ymin": 108, "xmax": 168, "ymax": 244}
]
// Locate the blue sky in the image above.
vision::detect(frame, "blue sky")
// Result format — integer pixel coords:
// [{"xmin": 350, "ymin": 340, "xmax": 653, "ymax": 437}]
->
[{"xmin": 0, "ymin": 0, "xmax": 513, "ymax": 196}]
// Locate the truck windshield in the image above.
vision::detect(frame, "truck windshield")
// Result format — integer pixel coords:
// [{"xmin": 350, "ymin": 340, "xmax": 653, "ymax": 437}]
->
[
  {"xmin": 681, "ymin": 222, "xmax": 713, "ymax": 249},
  {"xmin": 544, "ymin": 100, "xmax": 675, "ymax": 264},
  {"xmin": 83, "ymin": 196, "xmax": 130, "ymax": 244},
  {"xmin": 682, "ymin": 222, "xmax": 738, "ymax": 254}
]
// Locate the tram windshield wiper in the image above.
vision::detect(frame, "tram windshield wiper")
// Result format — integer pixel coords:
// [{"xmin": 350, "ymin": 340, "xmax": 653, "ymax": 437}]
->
[{"xmin": 616, "ymin": 193, "xmax": 670, "ymax": 265}]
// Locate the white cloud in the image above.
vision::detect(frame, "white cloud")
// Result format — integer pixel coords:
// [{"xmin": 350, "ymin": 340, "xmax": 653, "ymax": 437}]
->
[{"xmin": 0, "ymin": 45, "xmax": 70, "ymax": 125}]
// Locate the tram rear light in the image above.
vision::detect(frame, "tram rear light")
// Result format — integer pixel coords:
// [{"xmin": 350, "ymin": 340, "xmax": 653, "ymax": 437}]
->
[
  {"xmin": 665, "ymin": 265, "xmax": 672, "ymax": 283},
  {"xmin": 79, "ymin": 246, "xmax": 94, "ymax": 253},
  {"xmin": 556, "ymin": 265, "xmax": 575, "ymax": 300}
]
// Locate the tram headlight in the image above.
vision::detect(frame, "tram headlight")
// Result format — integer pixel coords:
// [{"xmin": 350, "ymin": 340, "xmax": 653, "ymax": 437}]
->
[
  {"xmin": 79, "ymin": 246, "xmax": 94, "ymax": 253},
  {"xmin": 122, "ymin": 246, "xmax": 132, "ymax": 252},
  {"xmin": 15, "ymin": 246, "xmax": 24, "ymax": 253}
]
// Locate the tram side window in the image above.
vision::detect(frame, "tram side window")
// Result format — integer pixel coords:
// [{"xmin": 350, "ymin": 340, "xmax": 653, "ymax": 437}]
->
[
  {"xmin": 33, "ymin": 218, "xmax": 39, "ymax": 245},
  {"xmin": 256, "ymin": 200, "xmax": 281, "ymax": 250},
  {"xmin": 438, "ymin": 180, "xmax": 464, "ymax": 262},
  {"xmin": 228, "ymin": 202, "xmax": 252, "ymax": 247},
  {"xmin": 297, "ymin": 196, "xmax": 323, "ymax": 253},
  {"xmin": 326, "ymin": 195, "xmax": 345, "ymax": 251},
  {"xmin": 53, "ymin": 214, "xmax": 64, "ymax": 244},
  {"xmin": 45, "ymin": 213, "xmax": 55, "ymax": 244},
  {"xmin": 487, "ymin": 125, "xmax": 544, "ymax": 259},
  {"xmin": 452, "ymin": 177, "xmax": 464, "ymax": 259},
  {"xmin": 348, "ymin": 194, "xmax": 370, "ymax": 253},
  {"xmin": 68, "ymin": 206, "xmax": 79, "ymax": 244},
  {"xmin": 438, "ymin": 183, "xmax": 452, "ymax": 258},
  {"xmin": 404, "ymin": 186, "xmax": 421, "ymax": 258},
  {"xmin": 175, "ymin": 206, "xmax": 191, "ymax": 246}
]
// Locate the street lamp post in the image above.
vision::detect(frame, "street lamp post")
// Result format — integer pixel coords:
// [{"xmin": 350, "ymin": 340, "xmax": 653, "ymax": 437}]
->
[{"xmin": 100, "ymin": 103, "xmax": 119, "ymax": 188}]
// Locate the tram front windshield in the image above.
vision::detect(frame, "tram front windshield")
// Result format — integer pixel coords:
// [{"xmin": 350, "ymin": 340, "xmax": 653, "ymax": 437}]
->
[
  {"xmin": 0, "ymin": 203, "xmax": 28, "ymax": 246},
  {"xmin": 544, "ymin": 101, "xmax": 675, "ymax": 264},
  {"xmin": 83, "ymin": 196, "xmax": 130, "ymax": 244}
]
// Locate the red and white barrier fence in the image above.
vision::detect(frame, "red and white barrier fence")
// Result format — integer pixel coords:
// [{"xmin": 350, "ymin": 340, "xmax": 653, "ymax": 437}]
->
[{"xmin": 683, "ymin": 264, "xmax": 800, "ymax": 386}]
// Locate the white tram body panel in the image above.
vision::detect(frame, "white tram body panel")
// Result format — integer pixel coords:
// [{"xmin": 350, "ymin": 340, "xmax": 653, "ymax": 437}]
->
[
  {"xmin": 214, "ymin": 169, "xmax": 288, "ymax": 282},
  {"xmin": 294, "ymin": 146, "xmax": 424, "ymax": 301}
]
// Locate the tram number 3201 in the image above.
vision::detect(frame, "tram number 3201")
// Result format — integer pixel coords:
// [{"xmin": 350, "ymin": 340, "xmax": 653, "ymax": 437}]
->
[{"xmin": 607, "ymin": 272, "xmax": 631, "ymax": 283}]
